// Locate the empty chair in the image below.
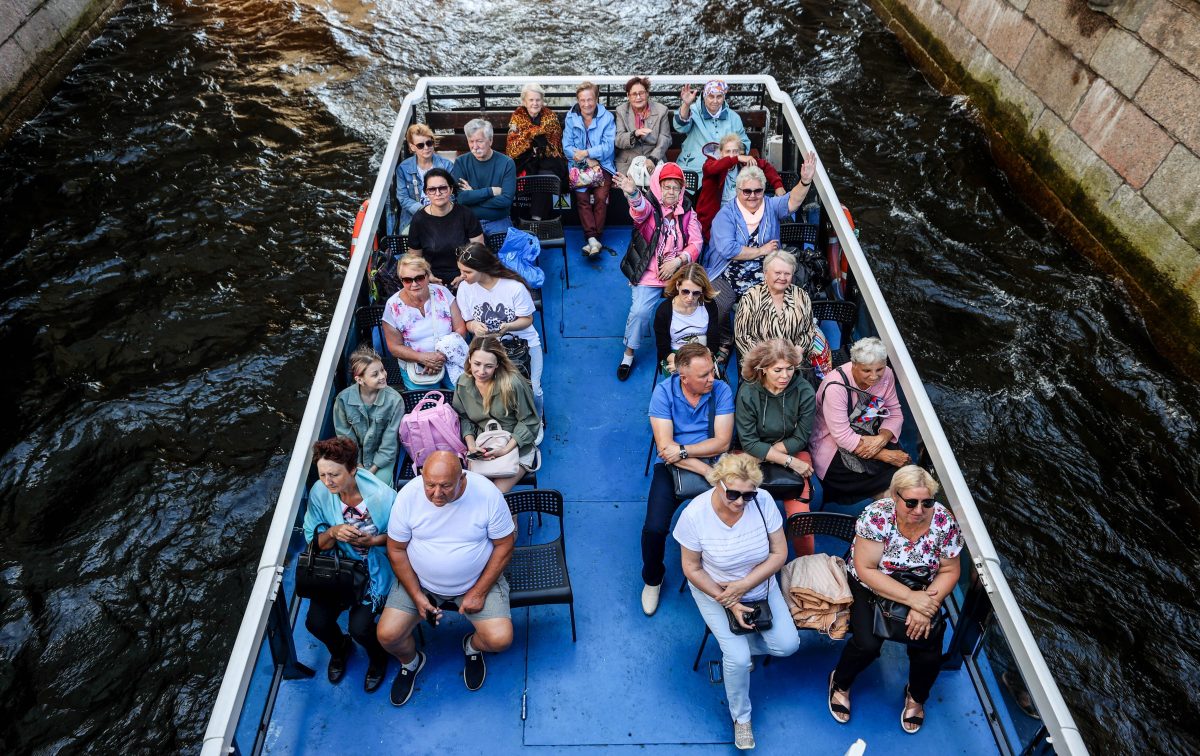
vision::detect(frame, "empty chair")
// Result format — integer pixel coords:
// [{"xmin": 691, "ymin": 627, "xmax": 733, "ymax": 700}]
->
[{"xmin": 503, "ymin": 489, "xmax": 576, "ymax": 642}]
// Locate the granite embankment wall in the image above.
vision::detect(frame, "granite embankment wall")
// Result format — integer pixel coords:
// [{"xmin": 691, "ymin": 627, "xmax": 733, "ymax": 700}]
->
[
  {"xmin": 864, "ymin": 0, "xmax": 1200, "ymax": 373},
  {"xmin": 0, "ymin": 0, "xmax": 126, "ymax": 144}
]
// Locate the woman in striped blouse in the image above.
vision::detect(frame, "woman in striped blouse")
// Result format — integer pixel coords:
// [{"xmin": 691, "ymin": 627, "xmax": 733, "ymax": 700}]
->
[{"xmin": 733, "ymin": 249, "xmax": 831, "ymax": 375}]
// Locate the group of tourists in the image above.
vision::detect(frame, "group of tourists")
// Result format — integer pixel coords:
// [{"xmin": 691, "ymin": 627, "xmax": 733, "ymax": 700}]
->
[{"xmin": 300, "ymin": 77, "xmax": 966, "ymax": 751}]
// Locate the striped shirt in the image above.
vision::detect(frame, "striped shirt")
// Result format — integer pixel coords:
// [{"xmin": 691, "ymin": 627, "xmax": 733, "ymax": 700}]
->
[
  {"xmin": 673, "ymin": 489, "xmax": 783, "ymax": 601},
  {"xmin": 733, "ymin": 283, "xmax": 819, "ymax": 359}
]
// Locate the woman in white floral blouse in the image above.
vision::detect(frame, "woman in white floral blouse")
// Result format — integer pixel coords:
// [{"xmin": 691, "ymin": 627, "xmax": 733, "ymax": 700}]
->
[{"xmin": 827, "ymin": 465, "xmax": 963, "ymax": 734}]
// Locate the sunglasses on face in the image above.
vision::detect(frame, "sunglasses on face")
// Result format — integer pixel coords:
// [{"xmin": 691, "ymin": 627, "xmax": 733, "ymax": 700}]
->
[
  {"xmin": 723, "ymin": 485, "xmax": 758, "ymax": 502},
  {"xmin": 400, "ymin": 273, "xmax": 428, "ymax": 285},
  {"xmin": 896, "ymin": 494, "xmax": 936, "ymax": 510},
  {"xmin": 413, "ymin": 140, "xmax": 434, "ymax": 149},
  {"xmin": 740, "ymin": 187, "xmax": 765, "ymax": 197},
  {"xmin": 679, "ymin": 288, "xmax": 702, "ymax": 298},
  {"xmin": 426, "ymin": 184, "xmax": 451, "ymax": 194}
]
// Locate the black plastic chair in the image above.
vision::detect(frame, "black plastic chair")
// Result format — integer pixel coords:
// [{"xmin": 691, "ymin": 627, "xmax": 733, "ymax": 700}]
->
[
  {"xmin": 690, "ymin": 511, "xmax": 858, "ymax": 671},
  {"xmin": 683, "ymin": 170, "xmax": 700, "ymax": 193},
  {"xmin": 484, "ymin": 232, "xmax": 547, "ymax": 351},
  {"xmin": 518, "ymin": 217, "xmax": 569, "ymax": 288},
  {"xmin": 351, "ymin": 305, "xmax": 405, "ymax": 387},
  {"xmin": 779, "ymin": 222, "xmax": 819, "ymax": 248},
  {"xmin": 380, "ymin": 235, "xmax": 410, "ymax": 257},
  {"xmin": 812, "ymin": 300, "xmax": 859, "ymax": 353},
  {"xmin": 504, "ymin": 489, "xmax": 577, "ymax": 642}
]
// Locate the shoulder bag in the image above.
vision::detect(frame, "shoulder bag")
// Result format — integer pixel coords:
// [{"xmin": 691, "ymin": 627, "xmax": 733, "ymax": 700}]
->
[
  {"xmin": 295, "ymin": 525, "xmax": 370, "ymax": 610},
  {"xmin": 870, "ymin": 565, "xmax": 945, "ymax": 648},
  {"xmin": 500, "ymin": 334, "xmax": 532, "ymax": 380},
  {"xmin": 670, "ymin": 379, "xmax": 717, "ymax": 499},
  {"xmin": 723, "ymin": 497, "xmax": 775, "ymax": 635},
  {"xmin": 467, "ymin": 419, "xmax": 521, "ymax": 479},
  {"xmin": 820, "ymin": 367, "xmax": 891, "ymax": 476}
]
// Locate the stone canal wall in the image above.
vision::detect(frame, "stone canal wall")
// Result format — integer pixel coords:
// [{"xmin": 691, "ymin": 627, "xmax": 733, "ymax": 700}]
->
[
  {"xmin": 864, "ymin": 0, "xmax": 1200, "ymax": 372},
  {"xmin": 0, "ymin": 0, "xmax": 126, "ymax": 144}
]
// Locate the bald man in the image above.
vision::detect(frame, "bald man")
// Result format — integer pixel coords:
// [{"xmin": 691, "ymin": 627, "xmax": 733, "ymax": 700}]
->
[{"xmin": 377, "ymin": 451, "xmax": 516, "ymax": 705}]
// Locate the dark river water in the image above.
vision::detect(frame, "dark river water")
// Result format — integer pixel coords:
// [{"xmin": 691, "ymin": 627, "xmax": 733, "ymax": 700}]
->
[{"xmin": 0, "ymin": 0, "xmax": 1196, "ymax": 752}]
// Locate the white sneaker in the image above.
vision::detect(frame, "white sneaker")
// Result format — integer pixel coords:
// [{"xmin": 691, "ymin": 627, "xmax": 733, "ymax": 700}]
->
[
  {"xmin": 588, "ymin": 236, "xmax": 602, "ymax": 255},
  {"xmin": 734, "ymin": 720, "xmax": 755, "ymax": 750},
  {"xmin": 640, "ymin": 583, "xmax": 661, "ymax": 616}
]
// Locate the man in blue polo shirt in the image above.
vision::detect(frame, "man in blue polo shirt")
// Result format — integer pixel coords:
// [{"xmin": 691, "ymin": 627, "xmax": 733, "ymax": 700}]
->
[{"xmin": 641, "ymin": 343, "xmax": 734, "ymax": 616}]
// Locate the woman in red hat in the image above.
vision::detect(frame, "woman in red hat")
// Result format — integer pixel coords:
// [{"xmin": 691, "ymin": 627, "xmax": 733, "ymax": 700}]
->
[{"xmin": 612, "ymin": 163, "xmax": 703, "ymax": 381}]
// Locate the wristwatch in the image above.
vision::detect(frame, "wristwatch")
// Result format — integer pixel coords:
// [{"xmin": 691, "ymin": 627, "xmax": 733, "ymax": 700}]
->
[{"xmin": 678, "ymin": 445, "xmax": 689, "ymax": 460}]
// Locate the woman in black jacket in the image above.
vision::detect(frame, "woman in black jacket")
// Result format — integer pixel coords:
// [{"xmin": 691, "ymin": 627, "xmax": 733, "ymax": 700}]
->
[{"xmin": 653, "ymin": 264, "xmax": 721, "ymax": 378}]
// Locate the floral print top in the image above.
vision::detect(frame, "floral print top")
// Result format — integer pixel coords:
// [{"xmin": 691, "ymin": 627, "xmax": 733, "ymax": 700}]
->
[
  {"xmin": 846, "ymin": 498, "xmax": 963, "ymax": 584},
  {"xmin": 382, "ymin": 284, "xmax": 455, "ymax": 352}
]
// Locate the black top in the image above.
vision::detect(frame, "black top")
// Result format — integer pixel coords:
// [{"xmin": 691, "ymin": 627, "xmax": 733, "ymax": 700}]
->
[
  {"xmin": 407, "ymin": 204, "xmax": 483, "ymax": 284},
  {"xmin": 653, "ymin": 297, "xmax": 721, "ymax": 366}
]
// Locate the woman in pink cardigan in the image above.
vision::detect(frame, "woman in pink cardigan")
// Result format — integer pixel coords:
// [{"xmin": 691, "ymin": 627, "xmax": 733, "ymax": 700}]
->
[{"xmin": 809, "ymin": 337, "xmax": 911, "ymax": 503}]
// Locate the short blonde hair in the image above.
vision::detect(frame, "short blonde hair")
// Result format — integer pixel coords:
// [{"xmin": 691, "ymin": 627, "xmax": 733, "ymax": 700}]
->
[
  {"xmin": 706, "ymin": 453, "xmax": 764, "ymax": 488},
  {"xmin": 719, "ymin": 132, "xmax": 744, "ymax": 153},
  {"xmin": 395, "ymin": 253, "xmax": 432, "ymax": 277},
  {"xmin": 762, "ymin": 248, "xmax": 797, "ymax": 274},
  {"xmin": 406, "ymin": 123, "xmax": 435, "ymax": 144},
  {"xmin": 888, "ymin": 465, "xmax": 940, "ymax": 500},
  {"xmin": 520, "ymin": 82, "xmax": 544, "ymax": 100},
  {"xmin": 576, "ymin": 80, "xmax": 599, "ymax": 99},
  {"xmin": 740, "ymin": 339, "xmax": 802, "ymax": 382}
]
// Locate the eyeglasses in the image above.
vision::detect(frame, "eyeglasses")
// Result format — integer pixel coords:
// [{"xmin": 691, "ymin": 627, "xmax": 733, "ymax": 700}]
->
[
  {"xmin": 426, "ymin": 185, "xmax": 451, "ymax": 194},
  {"xmin": 740, "ymin": 187, "xmax": 765, "ymax": 197},
  {"xmin": 679, "ymin": 288, "xmax": 702, "ymax": 298},
  {"xmin": 896, "ymin": 494, "xmax": 936, "ymax": 510},
  {"xmin": 723, "ymin": 485, "xmax": 758, "ymax": 502},
  {"xmin": 400, "ymin": 273, "xmax": 428, "ymax": 285},
  {"xmin": 412, "ymin": 140, "xmax": 434, "ymax": 149}
]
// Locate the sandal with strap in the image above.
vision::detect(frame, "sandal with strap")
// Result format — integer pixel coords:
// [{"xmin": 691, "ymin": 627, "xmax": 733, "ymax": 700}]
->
[
  {"xmin": 901, "ymin": 685, "xmax": 925, "ymax": 734},
  {"xmin": 828, "ymin": 671, "xmax": 850, "ymax": 724}
]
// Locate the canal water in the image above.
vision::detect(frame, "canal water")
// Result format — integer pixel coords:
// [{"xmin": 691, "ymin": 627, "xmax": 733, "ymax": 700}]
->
[{"xmin": 0, "ymin": 0, "xmax": 1196, "ymax": 752}]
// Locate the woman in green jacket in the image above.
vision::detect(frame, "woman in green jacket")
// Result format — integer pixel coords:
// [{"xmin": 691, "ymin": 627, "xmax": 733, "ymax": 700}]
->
[
  {"xmin": 452, "ymin": 337, "xmax": 541, "ymax": 493},
  {"xmin": 736, "ymin": 338, "xmax": 817, "ymax": 554}
]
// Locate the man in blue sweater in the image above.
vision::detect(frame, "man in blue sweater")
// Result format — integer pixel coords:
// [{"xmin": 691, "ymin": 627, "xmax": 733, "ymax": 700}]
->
[{"xmin": 453, "ymin": 119, "xmax": 517, "ymax": 236}]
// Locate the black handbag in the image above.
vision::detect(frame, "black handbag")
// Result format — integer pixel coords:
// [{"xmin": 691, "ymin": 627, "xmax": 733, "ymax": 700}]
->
[
  {"xmin": 294, "ymin": 526, "xmax": 370, "ymax": 610},
  {"xmin": 870, "ymin": 566, "xmax": 945, "ymax": 648},
  {"xmin": 500, "ymin": 334, "xmax": 532, "ymax": 380},
  {"xmin": 758, "ymin": 461, "xmax": 809, "ymax": 495},
  {"xmin": 722, "ymin": 498, "xmax": 773, "ymax": 636},
  {"xmin": 671, "ymin": 379, "xmax": 717, "ymax": 499}
]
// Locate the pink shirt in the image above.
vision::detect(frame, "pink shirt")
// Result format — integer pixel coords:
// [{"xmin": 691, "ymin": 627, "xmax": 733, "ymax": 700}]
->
[
  {"xmin": 809, "ymin": 362, "xmax": 905, "ymax": 478},
  {"xmin": 628, "ymin": 194, "xmax": 703, "ymax": 287}
]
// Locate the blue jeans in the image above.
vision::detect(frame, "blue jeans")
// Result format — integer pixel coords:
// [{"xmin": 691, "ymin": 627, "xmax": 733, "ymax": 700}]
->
[
  {"xmin": 623, "ymin": 284, "xmax": 664, "ymax": 351},
  {"xmin": 480, "ymin": 217, "xmax": 513, "ymax": 236},
  {"xmin": 689, "ymin": 578, "xmax": 800, "ymax": 723}
]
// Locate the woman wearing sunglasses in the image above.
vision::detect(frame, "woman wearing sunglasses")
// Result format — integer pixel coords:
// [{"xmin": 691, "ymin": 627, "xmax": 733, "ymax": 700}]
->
[
  {"xmin": 809, "ymin": 337, "xmax": 911, "ymax": 504},
  {"xmin": 394, "ymin": 125, "xmax": 455, "ymax": 234},
  {"xmin": 828, "ymin": 464, "xmax": 963, "ymax": 734},
  {"xmin": 381, "ymin": 254, "xmax": 468, "ymax": 390},
  {"xmin": 652, "ymin": 263, "xmax": 719, "ymax": 378},
  {"xmin": 673, "ymin": 453, "xmax": 799, "ymax": 751},
  {"xmin": 704, "ymin": 152, "xmax": 816, "ymax": 369}
]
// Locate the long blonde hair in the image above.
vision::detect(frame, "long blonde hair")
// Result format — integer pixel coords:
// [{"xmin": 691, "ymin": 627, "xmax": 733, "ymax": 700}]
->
[{"xmin": 468, "ymin": 337, "xmax": 522, "ymax": 412}]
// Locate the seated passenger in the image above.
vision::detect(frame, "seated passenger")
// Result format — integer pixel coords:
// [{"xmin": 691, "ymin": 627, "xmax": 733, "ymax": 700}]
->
[
  {"xmin": 642, "ymin": 343, "xmax": 734, "ymax": 616},
  {"xmin": 809, "ymin": 337, "xmax": 911, "ymax": 504},
  {"xmin": 613, "ymin": 162, "xmax": 702, "ymax": 381},
  {"xmin": 377, "ymin": 451, "xmax": 515, "ymax": 705},
  {"xmin": 733, "ymin": 249, "xmax": 830, "ymax": 374},
  {"xmin": 653, "ymin": 263, "xmax": 719, "ymax": 377},
  {"xmin": 829, "ymin": 465, "xmax": 963, "ymax": 734},
  {"xmin": 333, "ymin": 346, "xmax": 404, "ymax": 485},
  {"xmin": 394, "ymin": 124, "xmax": 455, "ymax": 234},
  {"xmin": 452, "ymin": 337, "xmax": 541, "ymax": 494},
  {"xmin": 407, "ymin": 168, "xmax": 485, "ymax": 286},
  {"xmin": 705, "ymin": 152, "xmax": 815, "ymax": 366},
  {"xmin": 674, "ymin": 453, "xmax": 798, "ymax": 750},
  {"xmin": 303, "ymin": 437, "xmax": 396, "ymax": 693},
  {"xmin": 696, "ymin": 132, "xmax": 785, "ymax": 242},
  {"xmin": 736, "ymin": 339, "xmax": 816, "ymax": 555},
  {"xmin": 614, "ymin": 77, "xmax": 671, "ymax": 176},
  {"xmin": 562, "ymin": 80, "xmax": 616, "ymax": 258},
  {"xmin": 380, "ymin": 254, "xmax": 469, "ymax": 390},
  {"xmin": 672, "ymin": 80, "xmax": 749, "ymax": 189},
  {"xmin": 455, "ymin": 242, "xmax": 544, "ymax": 413},
  {"xmin": 506, "ymin": 83, "xmax": 567, "ymax": 220},
  {"xmin": 452, "ymin": 118, "xmax": 517, "ymax": 236}
]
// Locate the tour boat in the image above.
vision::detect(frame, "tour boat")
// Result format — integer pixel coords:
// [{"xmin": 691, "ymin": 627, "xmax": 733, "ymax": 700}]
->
[{"xmin": 201, "ymin": 76, "xmax": 1087, "ymax": 755}]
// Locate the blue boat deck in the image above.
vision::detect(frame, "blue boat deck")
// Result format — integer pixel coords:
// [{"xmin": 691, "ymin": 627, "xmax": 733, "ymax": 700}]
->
[{"xmin": 263, "ymin": 226, "xmax": 997, "ymax": 755}]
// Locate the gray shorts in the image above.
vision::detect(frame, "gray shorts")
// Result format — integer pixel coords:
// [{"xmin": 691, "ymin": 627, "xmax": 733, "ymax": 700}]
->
[{"xmin": 385, "ymin": 574, "xmax": 511, "ymax": 622}]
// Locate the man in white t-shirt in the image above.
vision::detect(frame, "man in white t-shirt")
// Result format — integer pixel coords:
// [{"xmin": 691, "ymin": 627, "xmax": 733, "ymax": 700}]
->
[{"xmin": 377, "ymin": 452, "xmax": 515, "ymax": 706}]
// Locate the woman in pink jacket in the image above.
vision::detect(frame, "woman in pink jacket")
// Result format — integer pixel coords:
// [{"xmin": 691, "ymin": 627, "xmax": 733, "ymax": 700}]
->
[
  {"xmin": 809, "ymin": 337, "xmax": 911, "ymax": 503},
  {"xmin": 612, "ymin": 162, "xmax": 703, "ymax": 381}
]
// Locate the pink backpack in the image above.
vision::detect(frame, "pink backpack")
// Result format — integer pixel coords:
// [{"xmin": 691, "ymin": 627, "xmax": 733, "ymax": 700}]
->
[{"xmin": 399, "ymin": 391, "xmax": 467, "ymax": 470}]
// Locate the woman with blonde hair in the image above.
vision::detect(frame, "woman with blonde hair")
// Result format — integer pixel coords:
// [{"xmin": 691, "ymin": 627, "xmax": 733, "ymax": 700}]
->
[
  {"xmin": 394, "ymin": 124, "xmax": 455, "ymax": 234},
  {"xmin": 452, "ymin": 337, "xmax": 542, "ymax": 493},
  {"xmin": 381, "ymin": 254, "xmax": 469, "ymax": 390},
  {"xmin": 674, "ymin": 453, "xmax": 798, "ymax": 750},
  {"xmin": 653, "ymin": 263, "xmax": 719, "ymax": 377}
]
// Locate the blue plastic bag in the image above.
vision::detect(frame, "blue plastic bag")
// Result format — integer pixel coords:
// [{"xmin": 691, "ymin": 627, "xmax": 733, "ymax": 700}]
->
[{"xmin": 497, "ymin": 227, "xmax": 545, "ymax": 289}]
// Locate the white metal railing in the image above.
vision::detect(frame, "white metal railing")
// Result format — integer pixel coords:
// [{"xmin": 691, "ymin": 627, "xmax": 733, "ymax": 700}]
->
[{"xmin": 201, "ymin": 75, "xmax": 1086, "ymax": 756}]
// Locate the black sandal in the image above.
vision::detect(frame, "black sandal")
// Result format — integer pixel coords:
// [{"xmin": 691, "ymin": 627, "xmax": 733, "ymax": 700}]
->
[
  {"xmin": 828, "ymin": 671, "xmax": 850, "ymax": 724},
  {"xmin": 901, "ymin": 685, "xmax": 925, "ymax": 734}
]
